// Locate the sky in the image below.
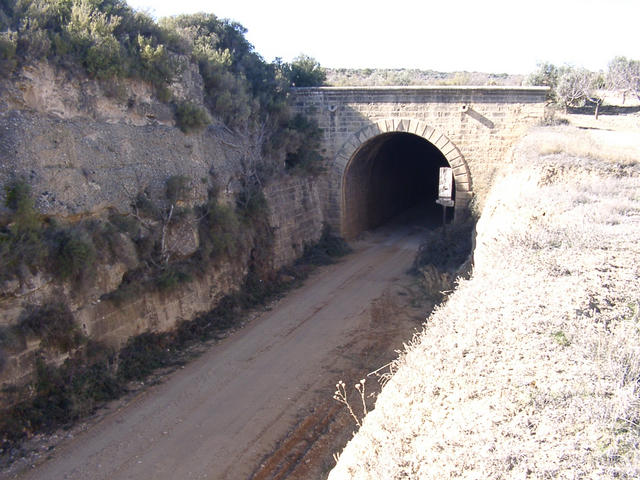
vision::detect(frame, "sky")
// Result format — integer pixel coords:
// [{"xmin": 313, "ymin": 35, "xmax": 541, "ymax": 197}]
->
[{"xmin": 126, "ymin": 0, "xmax": 639, "ymax": 75}]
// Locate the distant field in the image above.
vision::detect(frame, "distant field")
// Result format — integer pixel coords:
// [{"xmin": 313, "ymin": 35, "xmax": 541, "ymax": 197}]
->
[{"xmin": 324, "ymin": 68, "xmax": 525, "ymax": 86}]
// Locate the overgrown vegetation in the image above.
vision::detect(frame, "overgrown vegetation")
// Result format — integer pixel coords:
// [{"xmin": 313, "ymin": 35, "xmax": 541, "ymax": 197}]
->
[
  {"xmin": 0, "ymin": 179, "xmax": 96, "ymax": 283},
  {"xmin": 0, "ymin": 0, "xmax": 336, "ymax": 459},
  {"xmin": 528, "ymin": 57, "xmax": 640, "ymax": 118},
  {"xmin": 0, "ymin": 221, "xmax": 350, "ymax": 451},
  {"xmin": 0, "ymin": 344, "xmax": 122, "ymax": 447},
  {"xmin": 174, "ymin": 101, "xmax": 210, "ymax": 133},
  {"xmin": 0, "ymin": 1, "xmax": 324, "ymax": 170},
  {"xmin": 411, "ymin": 220, "xmax": 475, "ymax": 302},
  {"xmin": 297, "ymin": 225, "xmax": 351, "ymax": 266}
]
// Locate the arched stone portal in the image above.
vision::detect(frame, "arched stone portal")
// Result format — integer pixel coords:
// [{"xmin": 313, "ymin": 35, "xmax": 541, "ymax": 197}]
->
[{"xmin": 335, "ymin": 119, "xmax": 472, "ymax": 239}]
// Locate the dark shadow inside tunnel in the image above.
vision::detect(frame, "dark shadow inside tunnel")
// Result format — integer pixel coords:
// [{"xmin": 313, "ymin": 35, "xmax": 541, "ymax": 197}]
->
[{"xmin": 342, "ymin": 132, "xmax": 454, "ymax": 239}]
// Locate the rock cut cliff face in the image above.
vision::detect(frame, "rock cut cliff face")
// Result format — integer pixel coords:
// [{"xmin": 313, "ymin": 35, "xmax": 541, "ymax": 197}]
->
[
  {"xmin": 0, "ymin": 62, "xmax": 236, "ymax": 218},
  {"xmin": 0, "ymin": 62, "xmax": 326, "ymax": 389}
]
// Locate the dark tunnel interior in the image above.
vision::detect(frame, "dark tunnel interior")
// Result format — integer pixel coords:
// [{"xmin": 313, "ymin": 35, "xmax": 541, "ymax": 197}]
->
[{"xmin": 342, "ymin": 132, "xmax": 453, "ymax": 239}]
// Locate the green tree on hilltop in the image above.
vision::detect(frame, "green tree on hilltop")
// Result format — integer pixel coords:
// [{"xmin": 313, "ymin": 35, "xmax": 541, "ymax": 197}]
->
[{"xmin": 287, "ymin": 54, "xmax": 326, "ymax": 87}]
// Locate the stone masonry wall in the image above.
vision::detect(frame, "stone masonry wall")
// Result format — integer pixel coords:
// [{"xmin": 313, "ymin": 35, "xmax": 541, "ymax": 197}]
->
[{"xmin": 290, "ymin": 86, "xmax": 548, "ymax": 231}]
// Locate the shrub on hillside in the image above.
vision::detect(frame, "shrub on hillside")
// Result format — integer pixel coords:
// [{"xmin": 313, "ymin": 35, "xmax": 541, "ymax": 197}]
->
[
  {"xmin": 413, "ymin": 220, "xmax": 475, "ymax": 273},
  {"xmin": 16, "ymin": 301, "xmax": 83, "ymax": 352},
  {"xmin": 165, "ymin": 175, "xmax": 192, "ymax": 204},
  {"xmin": 174, "ymin": 101, "xmax": 211, "ymax": 133},
  {"xmin": 51, "ymin": 228, "xmax": 96, "ymax": 281},
  {"xmin": 0, "ymin": 179, "xmax": 47, "ymax": 279},
  {"xmin": 298, "ymin": 225, "xmax": 351, "ymax": 266},
  {"xmin": 198, "ymin": 199, "xmax": 241, "ymax": 261},
  {"xmin": 0, "ymin": 29, "xmax": 16, "ymax": 75},
  {"xmin": 283, "ymin": 114, "xmax": 324, "ymax": 174}
]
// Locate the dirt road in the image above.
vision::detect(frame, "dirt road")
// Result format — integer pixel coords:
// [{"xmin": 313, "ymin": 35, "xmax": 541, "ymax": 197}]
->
[{"xmin": 13, "ymin": 225, "xmax": 425, "ymax": 480}]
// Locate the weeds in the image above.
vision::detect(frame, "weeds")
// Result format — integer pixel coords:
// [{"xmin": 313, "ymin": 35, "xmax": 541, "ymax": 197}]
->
[
  {"xmin": 154, "ymin": 266, "xmax": 191, "ymax": 291},
  {"xmin": 1, "ymin": 180, "xmax": 99, "ymax": 283},
  {"xmin": 117, "ymin": 333, "xmax": 175, "ymax": 381},
  {"xmin": 17, "ymin": 302, "xmax": 83, "ymax": 352},
  {"xmin": 551, "ymin": 330, "xmax": 571, "ymax": 347},
  {"xmin": 0, "ymin": 344, "xmax": 121, "ymax": 447},
  {"xmin": 1, "ymin": 225, "xmax": 352, "ymax": 453},
  {"xmin": 298, "ymin": 225, "xmax": 351, "ymax": 266},
  {"xmin": 412, "ymin": 220, "xmax": 475, "ymax": 273},
  {"xmin": 197, "ymin": 199, "xmax": 241, "ymax": 261},
  {"xmin": 50, "ymin": 228, "xmax": 95, "ymax": 281},
  {"xmin": 333, "ymin": 379, "xmax": 369, "ymax": 427}
]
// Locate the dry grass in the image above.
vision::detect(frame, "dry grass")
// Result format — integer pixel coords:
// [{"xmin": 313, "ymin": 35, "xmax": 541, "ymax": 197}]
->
[
  {"xmin": 329, "ymin": 118, "xmax": 640, "ymax": 478},
  {"xmin": 528, "ymin": 114, "xmax": 640, "ymax": 167}
]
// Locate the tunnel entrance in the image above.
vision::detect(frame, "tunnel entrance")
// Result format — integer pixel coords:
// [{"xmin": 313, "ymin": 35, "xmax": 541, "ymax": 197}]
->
[{"xmin": 342, "ymin": 132, "xmax": 453, "ymax": 239}]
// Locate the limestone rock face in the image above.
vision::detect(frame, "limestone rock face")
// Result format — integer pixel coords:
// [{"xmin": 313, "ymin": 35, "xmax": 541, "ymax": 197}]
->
[{"xmin": 0, "ymin": 62, "xmax": 328, "ymax": 390}]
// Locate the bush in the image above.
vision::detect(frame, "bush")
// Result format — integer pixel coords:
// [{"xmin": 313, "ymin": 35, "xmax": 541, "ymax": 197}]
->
[
  {"xmin": 154, "ymin": 266, "xmax": 191, "ymax": 291},
  {"xmin": 0, "ymin": 179, "xmax": 47, "ymax": 279},
  {"xmin": 165, "ymin": 175, "xmax": 192, "ymax": 204},
  {"xmin": 117, "ymin": 332, "xmax": 174, "ymax": 381},
  {"xmin": 236, "ymin": 185, "xmax": 268, "ymax": 223},
  {"xmin": 412, "ymin": 221, "xmax": 475, "ymax": 273},
  {"xmin": 51, "ymin": 228, "xmax": 96, "ymax": 281},
  {"xmin": 0, "ymin": 29, "xmax": 16, "ymax": 75},
  {"xmin": 287, "ymin": 54, "xmax": 326, "ymax": 87},
  {"xmin": 198, "ymin": 199, "xmax": 241, "ymax": 261},
  {"xmin": 0, "ymin": 348, "xmax": 122, "ymax": 445},
  {"xmin": 17, "ymin": 301, "xmax": 83, "ymax": 352},
  {"xmin": 298, "ymin": 226, "xmax": 351, "ymax": 266},
  {"xmin": 283, "ymin": 114, "xmax": 324, "ymax": 174},
  {"xmin": 174, "ymin": 101, "xmax": 211, "ymax": 133}
]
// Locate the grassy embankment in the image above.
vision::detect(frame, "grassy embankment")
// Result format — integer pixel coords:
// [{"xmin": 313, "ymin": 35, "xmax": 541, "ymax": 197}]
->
[{"xmin": 330, "ymin": 114, "xmax": 640, "ymax": 478}]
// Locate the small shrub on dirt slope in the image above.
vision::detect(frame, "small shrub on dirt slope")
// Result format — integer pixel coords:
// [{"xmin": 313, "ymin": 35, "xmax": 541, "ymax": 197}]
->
[
  {"xmin": 117, "ymin": 332, "xmax": 174, "ymax": 381},
  {"xmin": 298, "ymin": 226, "xmax": 351, "ymax": 266},
  {"xmin": 0, "ymin": 179, "xmax": 47, "ymax": 279},
  {"xmin": 154, "ymin": 265, "xmax": 191, "ymax": 291},
  {"xmin": 50, "ymin": 228, "xmax": 96, "ymax": 281},
  {"xmin": 16, "ymin": 302, "xmax": 83, "ymax": 352},
  {"xmin": 197, "ymin": 199, "xmax": 241, "ymax": 261},
  {"xmin": 174, "ymin": 101, "xmax": 211, "ymax": 133},
  {"xmin": 412, "ymin": 220, "xmax": 475, "ymax": 273},
  {"xmin": 0, "ymin": 345, "xmax": 121, "ymax": 446},
  {"xmin": 282, "ymin": 114, "xmax": 324, "ymax": 175}
]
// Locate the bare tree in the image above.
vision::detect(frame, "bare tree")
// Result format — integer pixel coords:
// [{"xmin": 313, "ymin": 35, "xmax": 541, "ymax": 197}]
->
[
  {"xmin": 557, "ymin": 67, "xmax": 606, "ymax": 119},
  {"xmin": 607, "ymin": 56, "xmax": 640, "ymax": 104},
  {"xmin": 556, "ymin": 67, "xmax": 589, "ymax": 110}
]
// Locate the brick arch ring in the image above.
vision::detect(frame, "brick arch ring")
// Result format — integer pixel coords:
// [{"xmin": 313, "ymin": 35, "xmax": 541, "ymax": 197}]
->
[{"xmin": 332, "ymin": 118, "xmax": 474, "ymax": 220}]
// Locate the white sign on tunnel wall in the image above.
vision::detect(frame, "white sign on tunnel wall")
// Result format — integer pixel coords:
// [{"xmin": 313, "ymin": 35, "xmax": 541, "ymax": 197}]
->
[{"xmin": 438, "ymin": 167, "xmax": 453, "ymax": 199}]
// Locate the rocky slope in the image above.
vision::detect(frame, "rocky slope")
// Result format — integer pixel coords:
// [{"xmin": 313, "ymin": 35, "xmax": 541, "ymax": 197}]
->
[{"xmin": 0, "ymin": 61, "xmax": 325, "ymax": 392}]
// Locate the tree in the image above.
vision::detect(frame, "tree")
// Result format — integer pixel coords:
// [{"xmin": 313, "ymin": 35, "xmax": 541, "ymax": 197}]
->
[
  {"xmin": 527, "ymin": 62, "xmax": 559, "ymax": 103},
  {"xmin": 287, "ymin": 54, "xmax": 325, "ymax": 87},
  {"xmin": 556, "ymin": 67, "xmax": 588, "ymax": 109},
  {"xmin": 607, "ymin": 56, "xmax": 640, "ymax": 104},
  {"xmin": 556, "ymin": 67, "xmax": 606, "ymax": 119}
]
